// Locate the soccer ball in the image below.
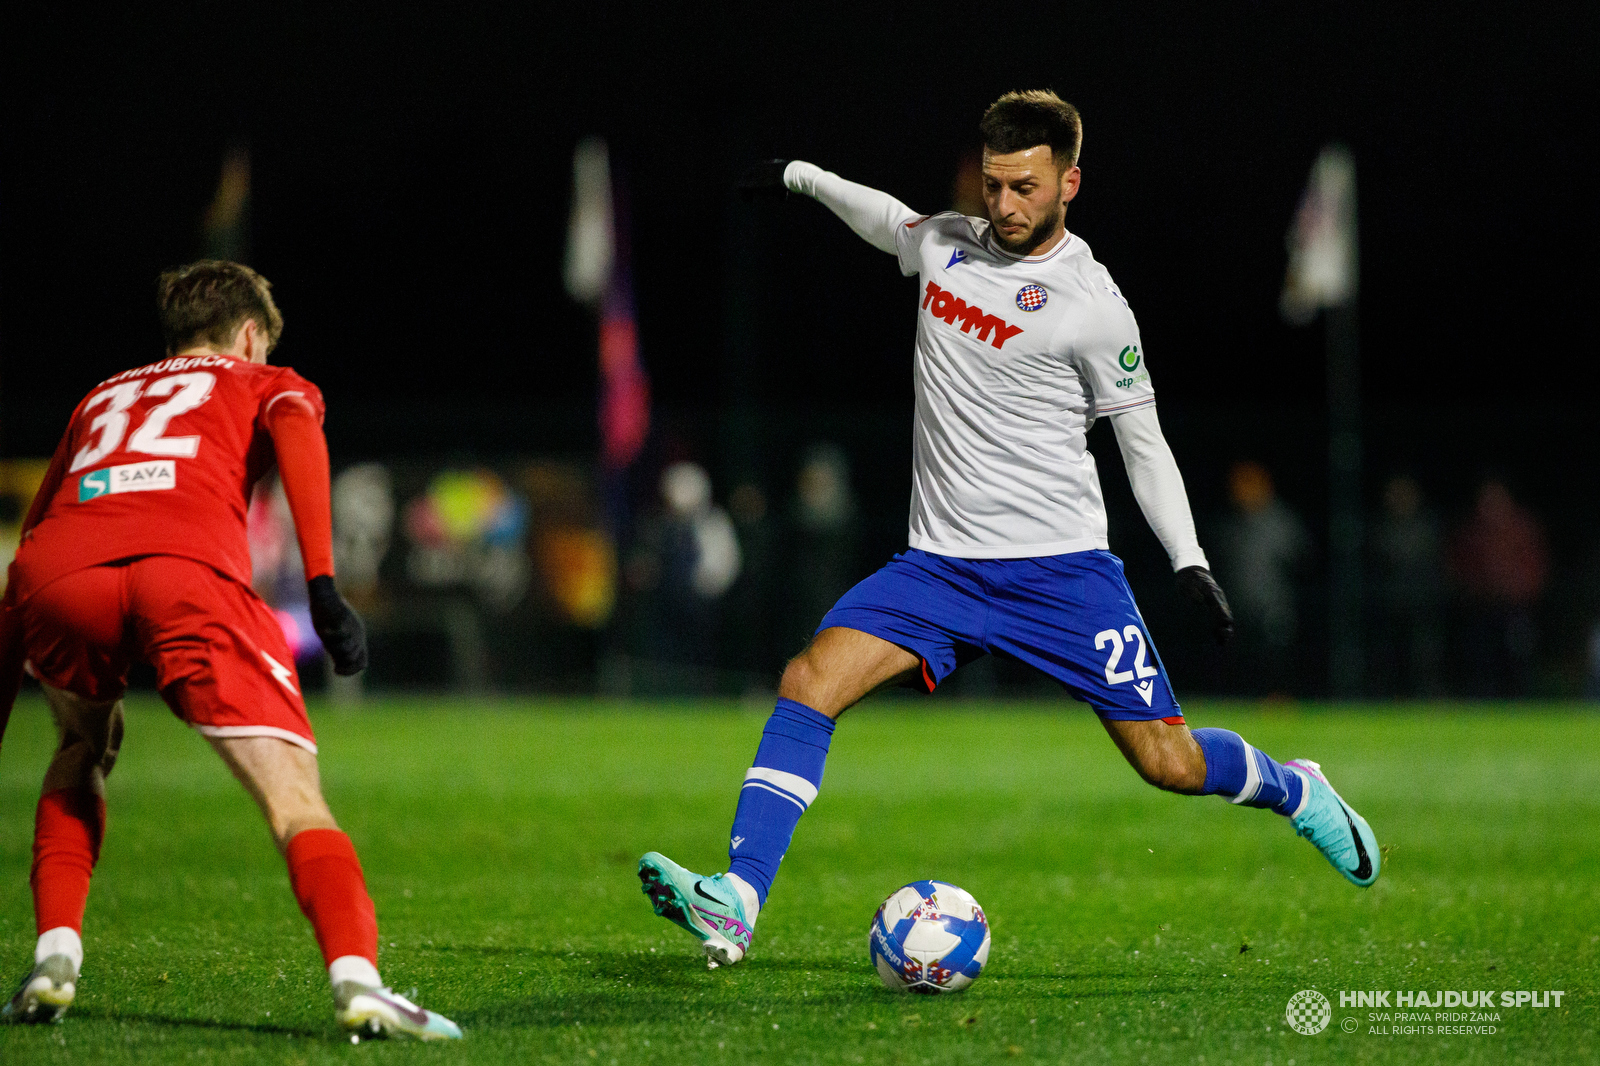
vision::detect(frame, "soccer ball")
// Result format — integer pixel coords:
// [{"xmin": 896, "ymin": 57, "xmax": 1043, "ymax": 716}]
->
[{"xmin": 869, "ymin": 880, "xmax": 991, "ymax": 993}]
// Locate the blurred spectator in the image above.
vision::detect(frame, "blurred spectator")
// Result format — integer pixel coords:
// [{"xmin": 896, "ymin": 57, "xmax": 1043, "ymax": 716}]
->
[
  {"xmin": 247, "ymin": 475, "xmax": 320, "ymax": 664},
  {"xmin": 536, "ymin": 528, "xmax": 616, "ymax": 629},
  {"xmin": 0, "ymin": 495, "xmax": 22, "ymax": 596},
  {"xmin": 659, "ymin": 463, "xmax": 741, "ymax": 599},
  {"xmin": 787, "ymin": 444, "xmax": 860, "ymax": 657},
  {"xmin": 725, "ymin": 482, "xmax": 779, "ymax": 681},
  {"xmin": 1449, "ymin": 479, "xmax": 1547, "ymax": 697},
  {"xmin": 404, "ymin": 468, "xmax": 530, "ymax": 612},
  {"xmin": 1368, "ymin": 475, "xmax": 1444, "ymax": 697},
  {"xmin": 1586, "ymin": 625, "xmax": 1600, "ymax": 702},
  {"xmin": 0, "ymin": 459, "xmax": 52, "ymax": 598},
  {"xmin": 624, "ymin": 462, "xmax": 741, "ymax": 674},
  {"xmin": 1213, "ymin": 461, "xmax": 1310, "ymax": 695},
  {"xmin": 522, "ymin": 461, "xmax": 616, "ymax": 630},
  {"xmin": 332, "ymin": 463, "xmax": 396, "ymax": 609}
]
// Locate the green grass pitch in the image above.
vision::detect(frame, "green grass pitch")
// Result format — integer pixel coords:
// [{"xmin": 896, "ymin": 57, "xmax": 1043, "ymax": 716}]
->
[{"xmin": 1, "ymin": 695, "xmax": 1595, "ymax": 1064}]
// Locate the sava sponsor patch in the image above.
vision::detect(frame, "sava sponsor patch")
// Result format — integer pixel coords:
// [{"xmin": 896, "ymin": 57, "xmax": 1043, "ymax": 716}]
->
[{"xmin": 78, "ymin": 460, "xmax": 176, "ymax": 501}]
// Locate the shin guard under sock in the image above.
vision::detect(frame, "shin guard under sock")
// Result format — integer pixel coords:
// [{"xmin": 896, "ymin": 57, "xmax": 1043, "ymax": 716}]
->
[
  {"xmin": 31, "ymin": 787, "xmax": 106, "ymax": 936},
  {"xmin": 727, "ymin": 698, "xmax": 836, "ymax": 907},
  {"xmin": 1191, "ymin": 727, "xmax": 1304, "ymax": 814},
  {"xmin": 285, "ymin": 828, "xmax": 379, "ymax": 967}
]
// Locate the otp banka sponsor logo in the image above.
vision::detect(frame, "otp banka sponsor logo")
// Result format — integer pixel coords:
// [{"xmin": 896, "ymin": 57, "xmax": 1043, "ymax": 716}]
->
[
  {"xmin": 921, "ymin": 282, "xmax": 1025, "ymax": 350},
  {"xmin": 1115, "ymin": 345, "xmax": 1150, "ymax": 390}
]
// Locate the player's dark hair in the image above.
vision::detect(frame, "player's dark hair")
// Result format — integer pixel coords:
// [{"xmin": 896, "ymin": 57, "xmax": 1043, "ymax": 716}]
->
[
  {"xmin": 979, "ymin": 90, "xmax": 1082, "ymax": 169},
  {"xmin": 156, "ymin": 260, "xmax": 284, "ymax": 354}
]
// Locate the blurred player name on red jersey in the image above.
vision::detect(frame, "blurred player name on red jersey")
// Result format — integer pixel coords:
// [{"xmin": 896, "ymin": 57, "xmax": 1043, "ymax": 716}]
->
[{"xmin": 102, "ymin": 354, "xmax": 237, "ymax": 385}]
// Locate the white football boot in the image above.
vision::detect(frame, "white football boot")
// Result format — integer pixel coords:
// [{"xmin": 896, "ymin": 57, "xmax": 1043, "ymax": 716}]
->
[
  {"xmin": 2, "ymin": 954, "xmax": 78, "ymax": 1024},
  {"xmin": 334, "ymin": 981, "xmax": 463, "ymax": 1041}
]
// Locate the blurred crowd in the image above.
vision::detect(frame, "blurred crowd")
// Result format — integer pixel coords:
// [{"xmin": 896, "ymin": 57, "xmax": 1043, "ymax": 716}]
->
[
  {"xmin": 1210, "ymin": 461, "xmax": 1554, "ymax": 699},
  {"xmin": 0, "ymin": 448, "xmax": 1586, "ymax": 700}
]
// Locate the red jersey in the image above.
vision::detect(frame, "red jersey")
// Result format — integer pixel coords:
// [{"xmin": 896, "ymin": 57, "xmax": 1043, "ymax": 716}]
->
[{"xmin": 7, "ymin": 354, "xmax": 326, "ymax": 605}]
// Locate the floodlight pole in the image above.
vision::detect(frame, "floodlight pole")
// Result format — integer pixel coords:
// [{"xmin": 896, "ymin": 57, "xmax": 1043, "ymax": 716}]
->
[
  {"xmin": 721, "ymin": 194, "xmax": 764, "ymax": 493},
  {"xmin": 1327, "ymin": 300, "xmax": 1362, "ymax": 698}
]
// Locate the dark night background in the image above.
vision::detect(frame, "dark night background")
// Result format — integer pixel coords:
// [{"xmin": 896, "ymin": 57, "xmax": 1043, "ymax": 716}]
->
[{"xmin": 3, "ymin": 3, "xmax": 1597, "ymax": 694}]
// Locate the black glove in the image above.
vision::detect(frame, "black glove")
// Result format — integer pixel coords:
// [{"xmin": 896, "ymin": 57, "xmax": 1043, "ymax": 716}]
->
[
  {"xmin": 738, "ymin": 159, "xmax": 792, "ymax": 201},
  {"xmin": 307, "ymin": 575, "xmax": 368, "ymax": 675},
  {"xmin": 1175, "ymin": 565, "xmax": 1234, "ymax": 646}
]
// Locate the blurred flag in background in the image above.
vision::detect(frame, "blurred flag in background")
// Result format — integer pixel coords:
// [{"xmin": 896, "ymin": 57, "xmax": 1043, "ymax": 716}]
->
[
  {"xmin": 1280, "ymin": 143, "xmax": 1357, "ymax": 326},
  {"xmin": 202, "ymin": 144, "xmax": 252, "ymax": 263},
  {"xmin": 564, "ymin": 137, "xmax": 651, "ymax": 472}
]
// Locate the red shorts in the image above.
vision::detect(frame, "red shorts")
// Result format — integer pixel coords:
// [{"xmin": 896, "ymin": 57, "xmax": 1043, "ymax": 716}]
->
[{"xmin": 17, "ymin": 555, "xmax": 316, "ymax": 753}]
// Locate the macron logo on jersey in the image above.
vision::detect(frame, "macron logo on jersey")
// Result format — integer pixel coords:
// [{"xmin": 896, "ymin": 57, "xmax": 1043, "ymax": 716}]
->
[
  {"xmin": 921, "ymin": 281, "xmax": 1025, "ymax": 350},
  {"xmin": 946, "ymin": 248, "xmax": 968, "ymax": 269}
]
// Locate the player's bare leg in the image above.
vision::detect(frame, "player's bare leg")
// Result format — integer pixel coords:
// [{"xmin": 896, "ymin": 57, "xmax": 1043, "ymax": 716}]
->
[
  {"xmin": 1100, "ymin": 717, "xmax": 1207, "ymax": 793},
  {"xmin": 208, "ymin": 735, "xmax": 460, "ymax": 1040},
  {"xmin": 778, "ymin": 626, "xmax": 921, "ymax": 718},
  {"xmin": 4, "ymin": 684, "xmax": 121, "ymax": 1023},
  {"xmin": 1102, "ymin": 716, "xmax": 1379, "ymax": 887},
  {"xmin": 640, "ymin": 627, "xmax": 920, "ymax": 966},
  {"xmin": 208, "ymin": 735, "xmax": 338, "ymax": 851}
]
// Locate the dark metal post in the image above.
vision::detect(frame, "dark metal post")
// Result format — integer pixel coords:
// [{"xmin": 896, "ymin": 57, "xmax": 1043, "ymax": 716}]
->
[{"xmin": 1327, "ymin": 300, "xmax": 1362, "ymax": 697}]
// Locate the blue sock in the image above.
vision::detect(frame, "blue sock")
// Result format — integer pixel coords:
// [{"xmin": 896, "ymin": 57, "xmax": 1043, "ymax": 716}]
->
[
  {"xmin": 1191, "ymin": 727, "xmax": 1304, "ymax": 815},
  {"xmin": 726, "ymin": 698, "xmax": 836, "ymax": 907}
]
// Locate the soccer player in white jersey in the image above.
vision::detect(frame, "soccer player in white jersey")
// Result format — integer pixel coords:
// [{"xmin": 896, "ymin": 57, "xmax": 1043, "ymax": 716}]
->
[{"xmin": 639, "ymin": 91, "xmax": 1380, "ymax": 968}]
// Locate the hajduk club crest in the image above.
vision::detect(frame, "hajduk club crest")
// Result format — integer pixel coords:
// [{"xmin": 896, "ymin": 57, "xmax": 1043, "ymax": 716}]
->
[{"xmin": 1015, "ymin": 284, "xmax": 1048, "ymax": 312}]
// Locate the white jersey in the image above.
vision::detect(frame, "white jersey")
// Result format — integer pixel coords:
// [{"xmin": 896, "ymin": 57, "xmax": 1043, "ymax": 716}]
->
[{"xmin": 893, "ymin": 212, "xmax": 1154, "ymax": 558}]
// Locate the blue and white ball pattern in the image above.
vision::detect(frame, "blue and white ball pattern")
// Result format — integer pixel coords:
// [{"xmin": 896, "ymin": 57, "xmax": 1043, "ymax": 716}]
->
[
  {"xmin": 1015, "ymin": 284, "xmax": 1048, "ymax": 312},
  {"xmin": 869, "ymin": 880, "xmax": 991, "ymax": 993}
]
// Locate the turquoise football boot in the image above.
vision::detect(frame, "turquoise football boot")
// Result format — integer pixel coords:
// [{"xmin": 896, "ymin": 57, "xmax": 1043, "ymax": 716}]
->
[
  {"xmin": 1285, "ymin": 759, "xmax": 1380, "ymax": 887},
  {"xmin": 335, "ymin": 982, "xmax": 463, "ymax": 1041},
  {"xmin": 638, "ymin": 852, "xmax": 754, "ymax": 967}
]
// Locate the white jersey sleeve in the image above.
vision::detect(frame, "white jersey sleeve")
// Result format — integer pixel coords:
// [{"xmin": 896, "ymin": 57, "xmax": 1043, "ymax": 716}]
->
[
  {"xmin": 894, "ymin": 211, "xmax": 957, "ymax": 278},
  {"xmin": 783, "ymin": 161, "xmax": 919, "ymax": 261},
  {"xmin": 1067, "ymin": 282, "xmax": 1156, "ymax": 421},
  {"xmin": 1112, "ymin": 405, "xmax": 1209, "ymax": 571}
]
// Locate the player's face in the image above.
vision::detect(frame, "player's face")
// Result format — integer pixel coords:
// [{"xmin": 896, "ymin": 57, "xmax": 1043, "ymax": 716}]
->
[{"xmin": 982, "ymin": 146, "xmax": 1080, "ymax": 255}]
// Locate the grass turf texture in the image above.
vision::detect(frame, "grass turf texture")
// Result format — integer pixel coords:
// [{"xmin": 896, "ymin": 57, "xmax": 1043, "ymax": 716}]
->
[{"xmin": 1, "ymin": 697, "xmax": 1595, "ymax": 1065}]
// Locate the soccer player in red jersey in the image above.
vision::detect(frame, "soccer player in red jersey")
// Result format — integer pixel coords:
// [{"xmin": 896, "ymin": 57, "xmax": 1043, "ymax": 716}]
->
[{"xmin": 0, "ymin": 261, "xmax": 460, "ymax": 1040}]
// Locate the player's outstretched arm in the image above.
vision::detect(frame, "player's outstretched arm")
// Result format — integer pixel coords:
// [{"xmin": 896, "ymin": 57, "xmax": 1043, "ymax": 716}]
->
[
  {"xmin": 1111, "ymin": 406, "xmax": 1234, "ymax": 644},
  {"xmin": 263, "ymin": 396, "xmax": 368, "ymax": 675},
  {"xmin": 743, "ymin": 159, "xmax": 919, "ymax": 256}
]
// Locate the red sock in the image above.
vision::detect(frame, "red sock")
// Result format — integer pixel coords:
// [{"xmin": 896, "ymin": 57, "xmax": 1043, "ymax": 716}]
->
[
  {"xmin": 285, "ymin": 828, "xmax": 378, "ymax": 967},
  {"xmin": 31, "ymin": 787, "xmax": 107, "ymax": 935}
]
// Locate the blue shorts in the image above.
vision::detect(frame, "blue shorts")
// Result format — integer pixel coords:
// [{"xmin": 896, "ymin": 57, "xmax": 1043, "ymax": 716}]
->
[{"xmin": 818, "ymin": 548, "xmax": 1182, "ymax": 721}]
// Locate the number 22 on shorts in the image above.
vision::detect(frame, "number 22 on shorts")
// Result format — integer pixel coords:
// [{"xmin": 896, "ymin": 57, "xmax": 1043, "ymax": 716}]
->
[{"xmin": 1095, "ymin": 625, "xmax": 1159, "ymax": 685}]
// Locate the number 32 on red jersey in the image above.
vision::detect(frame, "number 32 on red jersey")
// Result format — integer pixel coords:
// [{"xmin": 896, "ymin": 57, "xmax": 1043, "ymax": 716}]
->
[{"xmin": 68, "ymin": 372, "xmax": 217, "ymax": 474}]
